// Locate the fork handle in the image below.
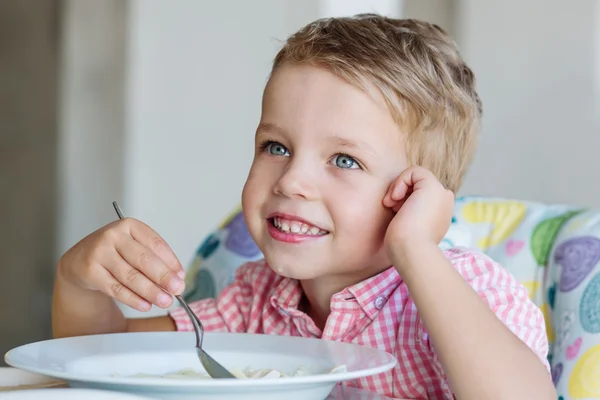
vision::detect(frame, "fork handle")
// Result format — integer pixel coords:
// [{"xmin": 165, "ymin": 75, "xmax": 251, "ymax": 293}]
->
[{"xmin": 175, "ymin": 295, "xmax": 205, "ymax": 349}]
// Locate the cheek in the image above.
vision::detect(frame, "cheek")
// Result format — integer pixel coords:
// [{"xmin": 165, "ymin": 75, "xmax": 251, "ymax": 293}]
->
[
  {"xmin": 242, "ymin": 167, "xmax": 263, "ymax": 220},
  {"xmin": 241, "ymin": 182, "xmax": 252, "ymax": 214},
  {"xmin": 242, "ymin": 162, "xmax": 278, "ymax": 220},
  {"xmin": 333, "ymin": 189, "xmax": 393, "ymax": 241}
]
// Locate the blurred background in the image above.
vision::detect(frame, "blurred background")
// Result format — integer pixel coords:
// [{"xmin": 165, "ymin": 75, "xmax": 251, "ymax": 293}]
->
[{"xmin": 1, "ymin": 0, "xmax": 598, "ymax": 363}]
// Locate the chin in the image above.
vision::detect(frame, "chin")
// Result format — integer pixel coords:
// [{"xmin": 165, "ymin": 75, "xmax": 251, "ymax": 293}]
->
[{"xmin": 263, "ymin": 255, "xmax": 321, "ymax": 280}]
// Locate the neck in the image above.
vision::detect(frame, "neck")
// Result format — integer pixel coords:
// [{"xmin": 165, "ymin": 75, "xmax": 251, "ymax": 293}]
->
[
  {"xmin": 299, "ymin": 278, "xmax": 337, "ymax": 330},
  {"xmin": 299, "ymin": 267, "xmax": 387, "ymax": 331}
]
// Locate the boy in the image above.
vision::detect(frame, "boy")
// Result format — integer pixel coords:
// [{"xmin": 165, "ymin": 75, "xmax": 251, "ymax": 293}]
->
[{"xmin": 52, "ymin": 15, "xmax": 556, "ymax": 399}]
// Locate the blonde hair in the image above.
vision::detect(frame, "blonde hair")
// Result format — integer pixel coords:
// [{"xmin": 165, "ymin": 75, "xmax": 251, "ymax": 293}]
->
[{"xmin": 272, "ymin": 14, "xmax": 482, "ymax": 193}]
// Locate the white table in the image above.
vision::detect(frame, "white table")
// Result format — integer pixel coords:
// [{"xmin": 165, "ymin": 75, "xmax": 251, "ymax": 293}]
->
[{"xmin": 0, "ymin": 368, "xmax": 392, "ymax": 399}]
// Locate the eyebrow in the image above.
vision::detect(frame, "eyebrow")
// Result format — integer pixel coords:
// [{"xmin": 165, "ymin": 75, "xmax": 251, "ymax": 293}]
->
[
  {"xmin": 256, "ymin": 123, "xmax": 287, "ymax": 136},
  {"xmin": 329, "ymin": 136, "xmax": 378, "ymax": 157}
]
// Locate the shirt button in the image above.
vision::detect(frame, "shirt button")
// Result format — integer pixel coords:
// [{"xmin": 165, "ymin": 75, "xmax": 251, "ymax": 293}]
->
[
  {"xmin": 279, "ymin": 306, "xmax": 290, "ymax": 316},
  {"xmin": 374, "ymin": 296, "xmax": 386, "ymax": 310}
]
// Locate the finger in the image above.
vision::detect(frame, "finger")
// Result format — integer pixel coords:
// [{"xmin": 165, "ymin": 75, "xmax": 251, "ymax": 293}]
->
[
  {"xmin": 382, "ymin": 197, "xmax": 398, "ymax": 210},
  {"xmin": 95, "ymin": 267, "xmax": 152, "ymax": 312},
  {"xmin": 383, "ymin": 176, "xmax": 407, "ymax": 206},
  {"xmin": 125, "ymin": 218, "xmax": 185, "ymax": 278},
  {"xmin": 393, "ymin": 166, "xmax": 436, "ymax": 196},
  {"xmin": 115, "ymin": 235, "xmax": 185, "ymax": 295},
  {"xmin": 382, "ymin": 180, "xmax": 396, "ymax": 207},
  {"xmin": 391, "ymin": 179, "xmax": 411, "ymax": 201},
  {"xmin": 382, "ymin": 176, "xmax": 410, "ymax": 208},
  {"xmin": 104, "ymin": 249, "xmax": 175, "ymax": 308},
  {"xmin": 391, "ymin": 198, "xmax": 406, "ymax": 213}
]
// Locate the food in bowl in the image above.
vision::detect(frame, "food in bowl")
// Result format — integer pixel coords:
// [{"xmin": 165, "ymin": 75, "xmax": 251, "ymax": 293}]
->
[{"xmin": 120, "ymin": 364, "xmax": 347, "ymax": 380}]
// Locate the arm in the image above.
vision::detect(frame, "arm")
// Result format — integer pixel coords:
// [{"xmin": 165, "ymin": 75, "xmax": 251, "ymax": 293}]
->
[
  {"xmin": 393, "ymin": 244, "xmax": 555, "ymax": 400},
  {"xmin": 382, "ymin": 166, "xmax": 555, "ymax": 400}
]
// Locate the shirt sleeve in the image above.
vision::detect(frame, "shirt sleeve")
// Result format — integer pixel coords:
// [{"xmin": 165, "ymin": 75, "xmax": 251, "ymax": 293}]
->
[
  {"xmin": 426, "ymin": 248, "xmax": 551, "ymax": 390},
  {"xmin": 169, "ymin": 263, "xmax": 256, "ymax": 333}
]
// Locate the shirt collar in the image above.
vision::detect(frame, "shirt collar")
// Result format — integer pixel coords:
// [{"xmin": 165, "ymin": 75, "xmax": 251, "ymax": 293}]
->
[
  {"xmin": 269, "ymin": 265, "xmax": 402, "ymax": 320},
  {"xmin": 334, "ymin": 266, "xmax": 401, "ymax": 319},
  {"xmin": 269, "ymin": 275, "xmax": 303, "ymax": 317}
]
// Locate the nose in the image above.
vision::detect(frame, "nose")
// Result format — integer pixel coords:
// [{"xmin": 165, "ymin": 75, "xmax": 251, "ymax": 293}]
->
[{"xmin": 273, "ymin": 158, "xmax": 319, "ymax": 200}]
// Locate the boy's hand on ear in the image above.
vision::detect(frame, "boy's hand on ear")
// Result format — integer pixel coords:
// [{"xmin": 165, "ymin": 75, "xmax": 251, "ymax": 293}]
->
[{"xmin": 382, "ymin": 166, "xmax": 454, "ymax": 265}]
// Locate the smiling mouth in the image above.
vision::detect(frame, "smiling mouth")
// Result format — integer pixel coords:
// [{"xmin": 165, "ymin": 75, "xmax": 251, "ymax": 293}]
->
[{"xmin": 268, "ymin": 216, "xmax": 329, "ymax": 236}]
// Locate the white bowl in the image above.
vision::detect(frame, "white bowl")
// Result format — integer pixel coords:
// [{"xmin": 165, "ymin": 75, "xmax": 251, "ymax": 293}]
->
[{"xmin": 4, "ymin": 332, "xmax": 396, "ymax": 400}]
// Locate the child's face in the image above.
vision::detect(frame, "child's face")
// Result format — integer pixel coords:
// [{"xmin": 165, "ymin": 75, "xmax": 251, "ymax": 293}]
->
[{"xmin": 242, "ymin": 63, "xmax": 407, "ymax": 284}]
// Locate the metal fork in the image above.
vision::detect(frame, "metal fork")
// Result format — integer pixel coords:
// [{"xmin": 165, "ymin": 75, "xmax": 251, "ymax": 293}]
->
[{"xmin": 112, "ymin": 201, "xmax": 235, "ymax": 379}]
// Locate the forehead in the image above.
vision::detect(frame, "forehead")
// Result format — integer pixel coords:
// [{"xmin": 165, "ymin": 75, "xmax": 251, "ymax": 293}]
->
[{"xmin": 260, "ymin": 63, "xmax": 402, "ymax": 149}]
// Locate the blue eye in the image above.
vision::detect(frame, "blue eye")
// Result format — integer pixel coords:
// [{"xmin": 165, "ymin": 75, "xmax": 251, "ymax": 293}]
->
[
  {"xmin": 333, "ymin": 154, "xmax": 359, "ymax": 169},
  {"xmin": 265, "ymin": 142, "xmax": 290, "ymax": 157}
]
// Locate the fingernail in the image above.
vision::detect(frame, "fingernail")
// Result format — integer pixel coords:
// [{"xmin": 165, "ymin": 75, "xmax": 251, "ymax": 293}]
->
[
  {"xmin": 158, "ymin": 292, "xmax": 171, "ymax": 306},
  {"xmin": 140, "ymin": 301, "xmax": 152, "ymax": 311},
  {"xmin": 177, "ymin": 270, "xmax": 186, "ymax": 279},
  {"xmin": 169, "ymin": 277, "xmax": 183, "ymax": 293}
]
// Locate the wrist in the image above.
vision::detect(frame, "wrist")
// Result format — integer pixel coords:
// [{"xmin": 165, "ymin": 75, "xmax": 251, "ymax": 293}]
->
[
  {"xmin": 56, "ymin": 256, "xmax": 87, "ymax": 291},
  {"xmin": 389, "ymin": 238, "xmax": 442, "ymax": 274},
  {"xmin": 55, "ymin": 257, "xmax": 112, "ymax": 311}
]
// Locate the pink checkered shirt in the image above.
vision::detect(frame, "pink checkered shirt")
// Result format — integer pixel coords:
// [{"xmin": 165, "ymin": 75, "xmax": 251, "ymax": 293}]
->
[{"xmin": 170, "ymin": 248, "xmax": 549, "ymax": 399}]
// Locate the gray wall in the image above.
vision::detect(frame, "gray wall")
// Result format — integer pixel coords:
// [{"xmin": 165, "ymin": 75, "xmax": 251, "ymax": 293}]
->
[
  {"xmin": 406, "ymin": 0, "xmax": 600, "ymax": 207},
  {"xmin": 0, "ymin": 0, "xmax": 59, "ymax": 362},
  {"xmin": 456, "ymin": 0, "xmax": 600, "ymax": 208},
  {"xmin": 58, "ymin": 0, "xmax": 127, "ymax": 259},
  {"xmin": 0, "ymin": 0, "xmax": 127, "ymax": 363}
]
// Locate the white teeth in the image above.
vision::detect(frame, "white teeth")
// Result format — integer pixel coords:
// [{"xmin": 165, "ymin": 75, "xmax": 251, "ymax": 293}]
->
[{"xmin": 272, "ymin": 217, "xmax": 326, "ymax": 236}]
